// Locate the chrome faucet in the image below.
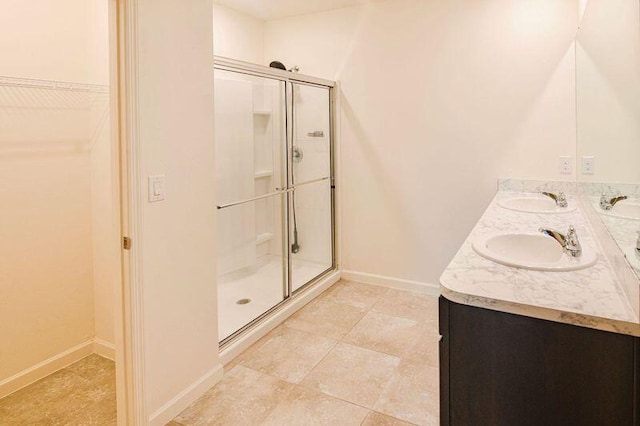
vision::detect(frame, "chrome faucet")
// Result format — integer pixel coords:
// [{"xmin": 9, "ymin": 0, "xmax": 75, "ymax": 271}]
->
[
  {"xmin": 541, "ymin": 191, "xmax": 568, "ymax": 208},
  {"xmin": 539, "ymin": 225, "xmax": 582, "ymax": 257},
  {"xmin": 600, "ymin": 193, "xmax": 628, "ymax": 210}
]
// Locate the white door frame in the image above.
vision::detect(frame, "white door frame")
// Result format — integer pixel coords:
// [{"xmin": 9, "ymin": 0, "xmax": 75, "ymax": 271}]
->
[{"xmin": 113, "ymin": 0, "xmax": 147, "ymax": 424}]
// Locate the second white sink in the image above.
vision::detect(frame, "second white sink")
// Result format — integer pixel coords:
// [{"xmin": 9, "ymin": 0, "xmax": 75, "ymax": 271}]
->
[
  {"xmin": 472, "ymin": 232, "xmax": 597, "ymax": 271},
  {"xmin": 498, "ymin": 197, "xmax": 576, "ymax": 214},
  {"xmin": 601, "ymin": 202, "xmax": 640, "ymax": 221}
]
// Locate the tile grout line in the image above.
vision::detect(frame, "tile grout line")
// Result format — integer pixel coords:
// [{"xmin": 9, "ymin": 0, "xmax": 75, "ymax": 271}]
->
[
  {"xmin": 248, "ymin": 379, "xmax": 298, "ymax": 426},
  {"xmin": 358, "ymin": 411, "xmax": 420, "ymax": 426}
]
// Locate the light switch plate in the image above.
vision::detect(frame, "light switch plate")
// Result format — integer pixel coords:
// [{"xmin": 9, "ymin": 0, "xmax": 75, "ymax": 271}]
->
[
  {"xmin": 559, "ymin": 156, "xmax": 572, "ymax": 175},
  {"xmin": 148, "ymin": 175, "xmax": 165, "ymax": 202}
]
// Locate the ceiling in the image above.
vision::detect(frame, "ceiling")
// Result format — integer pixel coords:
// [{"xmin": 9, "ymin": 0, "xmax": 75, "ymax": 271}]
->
[{"xmin": 215, "ymin": 0, "xmax": 376, "ymax": 21}]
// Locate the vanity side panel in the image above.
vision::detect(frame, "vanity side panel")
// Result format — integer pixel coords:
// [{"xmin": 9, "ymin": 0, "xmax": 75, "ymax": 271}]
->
[
  {"xmin": 439, "ymin": 296, "xmax": 450, "ymax": 426},
  {"xmin": 635, "ymin": 338, "xmax": 640, "ymax": 425},
  {"xmin": 443, "ymin": 297, "xmax": 635, "ymax": 426}
]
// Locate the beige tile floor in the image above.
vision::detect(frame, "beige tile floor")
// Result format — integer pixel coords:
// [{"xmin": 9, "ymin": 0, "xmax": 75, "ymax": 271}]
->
[
  {"xmin": 0, "ymin": 354, "xmax": 117, "ymax": 426},
  {"xmin": 173, "ymin": 280, "xmax": 440, "ymax": 426}
]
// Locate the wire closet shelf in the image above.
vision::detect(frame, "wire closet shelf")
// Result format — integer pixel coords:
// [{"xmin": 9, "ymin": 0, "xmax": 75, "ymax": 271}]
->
[{"xmin": 0, "ymin": 75, "xmax": 108, "ymax": 93}]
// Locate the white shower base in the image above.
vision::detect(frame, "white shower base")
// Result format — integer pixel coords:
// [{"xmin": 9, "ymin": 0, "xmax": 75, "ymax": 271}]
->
[{"xmin": 218, "ymin": 255, "xmax": 330, "ymax": 341}]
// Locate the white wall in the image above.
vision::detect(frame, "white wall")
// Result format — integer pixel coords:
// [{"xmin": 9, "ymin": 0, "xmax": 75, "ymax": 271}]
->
[
  {"xmin": 213, "ymin": 3, "xmax": 265, "ymax": 64},
  {"xmin": 0, "ymin": 0, "xmax": 89, "ymax": 82},
  {"xmin": 264, "ymin": 0, "xmax": 578, "ymax": 285},
  {"xmin": 136, "ymin": 0, "xmax": 221, "ymax": 421},
  {"xmin": 0, "ymin": 0, "xmax": 113, "ymax": 386},
  {"xmin": 0, "ymin": 121, "xmax": 94, "ymax": 383},
  {"xmin": 87, "ymin": 0, "xmax": 116, "ymax": 351}
]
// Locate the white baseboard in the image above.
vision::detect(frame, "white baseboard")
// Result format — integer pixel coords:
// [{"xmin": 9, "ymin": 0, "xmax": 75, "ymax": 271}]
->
[
  {"xmin": 219, "ymin": 270, "xmax": 341, "ymax": 366},
  {"xmin": 93, "ymin": 338, "xmax": 116, "ymax": 361},
  {"xmin": 148, "ymin": 364, "xmax": 224, "ymax": 426},
  {"xmin": 0, "ymin": 338, "xmax": 118, "ymax": 399},
  {"xmin": 0, "ymin": 340, "xmax": 94, "ymax": 399},
  {"xmin": 341, "ymin": 270, "xmax": 440, "ymax": 295}
]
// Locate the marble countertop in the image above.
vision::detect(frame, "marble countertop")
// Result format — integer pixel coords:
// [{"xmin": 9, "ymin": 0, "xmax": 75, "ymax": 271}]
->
[{"xmin": 440, "ymin": 191, "xmax": 640, "ymax": 336}]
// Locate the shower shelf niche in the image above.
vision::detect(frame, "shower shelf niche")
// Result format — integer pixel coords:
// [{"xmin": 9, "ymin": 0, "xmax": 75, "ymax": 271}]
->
[{"xmin": 252, "ymin": 80, "xmax": 280, "ymax": 267}]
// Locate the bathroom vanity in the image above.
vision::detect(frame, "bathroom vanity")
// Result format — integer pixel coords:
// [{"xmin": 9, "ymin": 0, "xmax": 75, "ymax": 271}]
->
[
  {"xmin": 439, "ymin": 187, "xmax": 640, "ymax": 426},
  {"xmin": 438, "ymin": 298, "xmax": 638, "ymax": 426}
]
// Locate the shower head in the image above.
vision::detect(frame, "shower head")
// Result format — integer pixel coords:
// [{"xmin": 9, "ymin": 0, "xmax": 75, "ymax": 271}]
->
[
  {"xmin": 269, "ymin": 61, "xmax": 300, "ymax": 73},
  {"xmin": 269, "ymin": 61, "xmax": 286, "ymax": 70}
]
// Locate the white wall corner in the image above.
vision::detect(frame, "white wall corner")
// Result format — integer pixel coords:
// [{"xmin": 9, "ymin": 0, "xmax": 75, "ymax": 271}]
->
[
  {"xmin": 148, "ymin": 364, "xmax": 224, "ymax": 426},
  {"xmin": 93, "ymin": 338, "xmax": 116, "ymax": 361},
  {"xmin": 341, "ymin": 270, "xmax": 440, "ymax": 296}
]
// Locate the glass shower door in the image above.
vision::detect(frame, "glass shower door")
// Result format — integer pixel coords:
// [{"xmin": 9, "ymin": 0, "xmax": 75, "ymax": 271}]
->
[
  {"xmin": 215, "ymin": 69, "xmax": 288, "ymax": 342},
  {"xmin": 288, "ymin": 83, "xmax": 334, "ymax": 293}
]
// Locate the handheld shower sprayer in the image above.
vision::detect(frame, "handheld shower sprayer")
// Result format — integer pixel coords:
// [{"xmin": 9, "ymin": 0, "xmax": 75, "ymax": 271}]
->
[{"xmin": 270, "ymin": 60, "xmax": 302, "ymax": 254}]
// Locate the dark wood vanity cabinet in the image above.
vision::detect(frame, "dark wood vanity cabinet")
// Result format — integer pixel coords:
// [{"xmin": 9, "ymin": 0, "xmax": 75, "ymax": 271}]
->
[{"xmin": 439, "ymin": 296, "xmax": 640, "ymax": 426}]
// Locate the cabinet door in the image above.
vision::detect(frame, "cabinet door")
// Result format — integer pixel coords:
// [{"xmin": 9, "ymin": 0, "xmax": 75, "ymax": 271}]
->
[{"xmin": 440, "ymin": 297, "xmax": 638, "ymax": 426}]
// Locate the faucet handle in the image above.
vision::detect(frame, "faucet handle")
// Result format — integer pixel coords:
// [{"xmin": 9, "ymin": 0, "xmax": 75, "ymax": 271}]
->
[
  {"xmin": 557, "ymin": 191, "xmax": 568, "ymax": 208},
  {"xmin": 565, "ymin": 225, "xmax": 582, "ymax": 257}
]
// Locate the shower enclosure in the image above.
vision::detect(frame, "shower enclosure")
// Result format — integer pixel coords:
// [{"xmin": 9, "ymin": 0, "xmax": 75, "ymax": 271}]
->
[{"xmin": 214, "ymin": 57, "xmax": 336, "ymax": 344}]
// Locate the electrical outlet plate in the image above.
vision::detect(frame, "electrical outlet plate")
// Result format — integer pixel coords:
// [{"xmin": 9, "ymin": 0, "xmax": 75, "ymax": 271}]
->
[
  {"xmin": 559, "ymin": 156, "xmax": 572, "ymax": 175},
  {"xmin": 581, "ymin": 156, "xmax": 595, "ymax": 175}
]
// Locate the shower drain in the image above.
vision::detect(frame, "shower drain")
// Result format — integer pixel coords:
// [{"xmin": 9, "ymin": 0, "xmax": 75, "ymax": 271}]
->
[{"xmin": 236, "ymin": 298, "xmax": 251, "ymax": 305}]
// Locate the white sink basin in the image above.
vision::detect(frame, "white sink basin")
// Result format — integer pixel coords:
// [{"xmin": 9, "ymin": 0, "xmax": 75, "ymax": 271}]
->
[
  {"xmin": 472, "ymin": 232, "xmax": 597, "ymax": 271},
  {"xmin": 498, "ymin": 197, "xmax": 576, "ymax": 214},
  {"xmin": 600, "ymin": 202, "xmax": 640, "ymax": 221}
]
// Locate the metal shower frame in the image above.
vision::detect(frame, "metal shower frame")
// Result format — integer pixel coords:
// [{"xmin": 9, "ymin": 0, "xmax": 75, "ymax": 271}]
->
[{"xmin": 213, "ymin": 55, "xmax": 337, "ymax": 348}]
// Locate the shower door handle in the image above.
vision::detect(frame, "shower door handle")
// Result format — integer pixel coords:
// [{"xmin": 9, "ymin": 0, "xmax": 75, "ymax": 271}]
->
[
  {"xmin": 276, "ymin": 176, "xmax": 330, "ymax": 191},
  {"xmin": 290, "ymin": 176, "xmax": 330, "ymax": 189},
  {"xmin": 217, "ymin": 189, "xmax": 288, "ymax": 210},
  {"xmin": 217, "ymin": 178, "xmax": 331, "ymax": 210}
]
